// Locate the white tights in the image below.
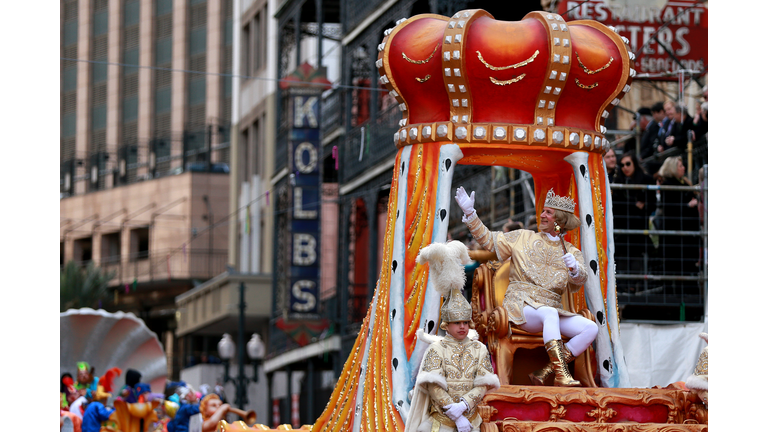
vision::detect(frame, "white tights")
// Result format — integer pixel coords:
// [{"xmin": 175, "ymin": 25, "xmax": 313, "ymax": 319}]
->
[{"xmin": 518, "ymin": 305, "xmax": 598, "ymax": 357}]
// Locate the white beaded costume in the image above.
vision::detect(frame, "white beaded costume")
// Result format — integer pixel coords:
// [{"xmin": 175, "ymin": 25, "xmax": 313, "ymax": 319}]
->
[
  {"xmin": 408, "ymin": 334, "xmax": 499, "ymax": 432},
  {"xmin": 405, "ymin": 241, "xmax": 500, "ymax": 432}
]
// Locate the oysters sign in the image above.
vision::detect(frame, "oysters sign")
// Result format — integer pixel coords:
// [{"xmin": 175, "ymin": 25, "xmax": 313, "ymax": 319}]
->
[
  {"xmin": 559, "ymin": 0, "xmax": 707, "ymax": 78},
  {"xmin": 289, "ymin": 94, "xmax": 321, "ymax": 315}
]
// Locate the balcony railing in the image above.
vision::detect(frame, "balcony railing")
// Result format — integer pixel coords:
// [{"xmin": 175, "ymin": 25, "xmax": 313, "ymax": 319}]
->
[
  {"xmin": 60, "ymin": 121, "xmax": 230, "ymax": 198},
  {"xmin": 321, "ymin": 88, "xmax": 343, "ymax": 139},
  {"xmin": 64, "ymin": 248, "xmax": 229, "ymax": 287},
  {"xmin": 339, "ymin": 102, "xmax": 400, "ymax": 183}
]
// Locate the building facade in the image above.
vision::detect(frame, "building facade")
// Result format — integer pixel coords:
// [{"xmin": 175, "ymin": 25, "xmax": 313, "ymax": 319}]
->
[{"xmin": 60, "ymin": 0, "xmax": 234, "ymax": 378}]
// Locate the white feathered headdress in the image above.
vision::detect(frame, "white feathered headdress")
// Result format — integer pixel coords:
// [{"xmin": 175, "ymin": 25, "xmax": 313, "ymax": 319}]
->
[{"xmin": 416, "ymin": 241, "xmax": 472, "ymax": 327}]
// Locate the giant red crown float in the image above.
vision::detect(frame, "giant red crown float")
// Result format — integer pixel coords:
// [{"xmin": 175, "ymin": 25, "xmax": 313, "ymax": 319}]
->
[{"xmin": 377, "ymin": 9, "xmax": 635, "ymax": 152}]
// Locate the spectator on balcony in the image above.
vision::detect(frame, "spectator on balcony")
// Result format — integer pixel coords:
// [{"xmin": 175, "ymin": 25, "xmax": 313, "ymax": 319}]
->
[
  {"xmin": 604, "ymin": 147, "xmax": 618, "ymax": 183},
  {"xmin": 660, "ymin": 105, "xmax": 694, "ymax": 156},
  {"xmin": 612, "ymin": 152, "xmax": 656, "ymax": 293},
  {"xmin": 692, "ymin": 101, "xmax": 708, "ymax": 150},
  {"xmin": 656, "ymin": 156, "xmax": 700, "ymax": 293},
  {"xmin": 640, "ymin": 102, "xmax": 667, "ymax": 175}
]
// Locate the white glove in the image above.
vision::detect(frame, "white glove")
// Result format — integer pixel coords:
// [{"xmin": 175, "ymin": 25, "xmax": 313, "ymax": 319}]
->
[
  {"xmin": 562, "ymin": 253, "xmax": 579, "ymax": 277},
  {"xmin": 455, "ymin": 415, "xmax": 472, "ymax": 432},
  {"xmin": 455, "ymin": 187, "xmax": 476, "ymax": 216},
  {"xmin": 442, "ymin": 401, "xmax": 468, "ymax": 421}
]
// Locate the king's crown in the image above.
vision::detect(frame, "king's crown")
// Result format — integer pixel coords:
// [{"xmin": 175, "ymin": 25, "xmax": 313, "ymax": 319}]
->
[{"xmin": 544, "ymin": 189, "xmax": 575, "ymax": 213}]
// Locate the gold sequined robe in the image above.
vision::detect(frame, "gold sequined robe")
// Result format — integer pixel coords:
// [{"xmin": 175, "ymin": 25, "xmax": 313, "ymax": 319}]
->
[
  {"xmin": 465, "ymin": 213, "xmax": 588, "ymax": 325},
  {"xmin": 405, "ymin": 335, "xmax": 500, "ymax": 432}
]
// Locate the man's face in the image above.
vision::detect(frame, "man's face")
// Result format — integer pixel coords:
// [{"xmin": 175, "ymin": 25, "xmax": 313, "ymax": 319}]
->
[
  {"xmin": 664, "ymin": 104, "xmax": 675, "ymax": 119},
  {"xmin": 652, "ymin": 110, "xmax": 665, "ymax": 122},
  {"xmin": 539, "ymin": 207, "xmax": 557, "ymax": 234},
  {"xmin": 446, "ymin": 321, "xmax": 469, "ymax": 340}
]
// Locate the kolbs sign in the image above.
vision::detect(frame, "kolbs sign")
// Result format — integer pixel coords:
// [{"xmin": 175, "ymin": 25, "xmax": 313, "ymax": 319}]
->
[
  {"xmin": 289, "ymin": 94, "xmax": 322, "ymax": 316},
  {"xmin": 559, "ymin": 1, "xmax": 707, "ymax": 79}
]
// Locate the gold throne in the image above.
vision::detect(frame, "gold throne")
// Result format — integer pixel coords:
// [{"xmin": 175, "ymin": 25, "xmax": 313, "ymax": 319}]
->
[{"xmin": 469, "ymin": 252, "xmax": 598, "ymax": 387}]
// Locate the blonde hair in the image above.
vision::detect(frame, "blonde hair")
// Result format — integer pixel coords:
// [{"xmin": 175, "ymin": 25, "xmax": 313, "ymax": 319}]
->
[
  {"xmin": 658, "ymin": 156, "xmax": 682, "ymax": 179},
  {"xmin": 554, "ymin": 209, "xmax": 580, "ymax": 233},
  {"xmin": 200, "ymin": 394, "xmax": 221, "ymax": 420}
]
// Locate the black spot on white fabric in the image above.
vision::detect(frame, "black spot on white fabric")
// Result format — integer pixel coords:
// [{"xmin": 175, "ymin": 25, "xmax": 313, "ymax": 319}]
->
[
  {"xmin": 580, "ymin": 164, "xmax": 587, "ymax": 178},
  {"xmin": 397, "ymin": 210, "xmax": 400, "ymax": 219},
  {"xmin": 391, "ymin": 309, "xmax": 396, "ymax": 320},
  {"xmin": 586, "ymin": 214, "xmax": 593, "ymax": 227},
  {"xmin": 596, "ymin": 311, "xmax": 604, "ymax": 325},
  {"xmin": 401, "ymin": 162, "xmax": 405, "ymax": 174},
  {"xmin": 603, "ymin": 359, "xmax": 611, "ymax": 371},
  {"xmin": 440, "ymin": 209, "xmax": 447, "ymax": 221},
  {"xmin": 392, "ymin": 358, "xmax": 398, "ymax": 370},
  {"xmin": 445, "ymin": 159, "xmax": 452, "ymax": 170},
  {"xmin": 392, "ymin": 260, "xmax": 398, "ymax": 273},
  {"xmin": 590, "ymin": 260, "xmax": 598, "ymax": 274},
  {"xmin": 427, "ymin": 320, "xmax": 435, "ymax": 334}
]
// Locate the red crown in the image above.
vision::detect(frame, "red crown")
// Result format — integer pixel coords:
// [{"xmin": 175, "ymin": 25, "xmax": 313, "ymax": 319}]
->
[{"xmin": 377, "ymin": 9, "xmax": 635, "ymax": 153}]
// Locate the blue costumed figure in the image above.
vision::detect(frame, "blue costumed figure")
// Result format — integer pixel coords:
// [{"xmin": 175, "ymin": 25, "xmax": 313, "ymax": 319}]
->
[
  {"xmin": 166, "ymin": 385, "xmax": 200, "ymax": 432},
  {"xmin": 81, "ymin": 402, "xmax": 115, "ymax": 432}
]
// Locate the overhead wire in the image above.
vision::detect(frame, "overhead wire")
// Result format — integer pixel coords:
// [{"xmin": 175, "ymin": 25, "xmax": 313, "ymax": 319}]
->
[{"xmin": 60, "ymin": 57, "xmax": 390, "ymax": 93}]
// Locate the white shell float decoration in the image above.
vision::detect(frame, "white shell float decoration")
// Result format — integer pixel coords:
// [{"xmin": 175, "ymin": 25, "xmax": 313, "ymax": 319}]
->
[{"xmin": 60, "ymin": 308, "xmax": 167, "ymax": 394}]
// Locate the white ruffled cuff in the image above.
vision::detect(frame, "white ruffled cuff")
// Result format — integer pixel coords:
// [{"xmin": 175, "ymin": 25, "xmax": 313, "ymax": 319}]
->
[{"xmin": 461, "ymin": 209, "xmax": 477, "ymax": 224}]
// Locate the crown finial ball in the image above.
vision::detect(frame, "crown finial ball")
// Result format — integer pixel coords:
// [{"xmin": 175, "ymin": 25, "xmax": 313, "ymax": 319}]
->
[{"xmin": 456, "ymin": 127, "xmax": 467, "ymax": 140}]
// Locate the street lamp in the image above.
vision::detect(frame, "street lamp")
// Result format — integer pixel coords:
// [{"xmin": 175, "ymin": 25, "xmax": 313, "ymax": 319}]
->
[
  {"xmin": 218, "ymin": 332, "xmax": 265, "ymax": 409},
  {"xmin": 247, "ymin": 333, "xmax": 265, "ymax": 382}
]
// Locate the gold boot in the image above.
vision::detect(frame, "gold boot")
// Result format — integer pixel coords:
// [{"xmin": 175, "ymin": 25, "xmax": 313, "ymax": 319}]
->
[
  {"xmin": 544, "ymin": 339, "xmax": 580, "ymax": 387},
  {"xmin": 529, "ymin": 342, "xmax": 577, "ymax": 386}
]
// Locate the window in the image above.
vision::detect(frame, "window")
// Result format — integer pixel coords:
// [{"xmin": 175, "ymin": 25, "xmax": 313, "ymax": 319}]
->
[
  {"xmin": 101, "ymin": 232, "xmax": 121, "ymax": 263},
  {"xmin": 130, "ymin": 227, "xmax": 150, "ymax": 260},
  {"xmin": 242, "ymin": 22, "xmax": 251, "ymax": 76},
  {"xmin": 73, "ymin": 237, "xmax": 93, "ymax": 264},
  {"xmin": 243, "ymin": 5, "xmax": 268, "ymax": 75}
]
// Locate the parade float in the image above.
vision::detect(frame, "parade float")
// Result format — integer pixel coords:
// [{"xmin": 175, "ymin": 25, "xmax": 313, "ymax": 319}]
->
[
  {"xmin": 216, "ymin": 8, "xmax": 706, "ymax": 432},
  {"xmin": 61, "ymin": 7, "xmax": 707, "ymax": 432},
  {"xmin": 303, "ymin": 8, "xmax": 706, "ymax": 432}
]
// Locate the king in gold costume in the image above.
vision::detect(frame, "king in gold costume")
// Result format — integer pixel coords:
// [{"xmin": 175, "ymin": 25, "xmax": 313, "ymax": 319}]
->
[
  {"xmin": 405, "ymin": 241, "xmax": 500, "ymax": 432},
  {"xmin": 455, "ymin": 187, "xmax": 598, "ymax": 387}
]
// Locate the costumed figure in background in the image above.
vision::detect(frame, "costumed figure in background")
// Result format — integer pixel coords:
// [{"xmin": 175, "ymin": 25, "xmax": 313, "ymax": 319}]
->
[
  {"xmin": 61, "ymin": 373, "xmax": 79, "ymax": 409},
  {"xmin": 61, "ymin": 373, "xmax": 84, "ymax": 432},
  {"xmin": 166, "ymin": 385, "xmax": 200, "ymax": 432},
  {"xmin": 455, "ymin": 187, "xmax": 598, "ymax": 387},
  {"xmin": 75, "ymin": 361, "xmax": 99, "ymax": 399},
  {"xmin": 405, "ymin": 241, "xmax": 500, "ymax": 432},
  {"xmin": 118, "ymin": 369, "xmax": 143, "ymax": 403},
  {"xmin": 80, "ymin": 370, "xmax": 121, "ymax": 432},
  {"xmin": 199, "ymin": 393, "xmax": 232, "ymax": 432}
]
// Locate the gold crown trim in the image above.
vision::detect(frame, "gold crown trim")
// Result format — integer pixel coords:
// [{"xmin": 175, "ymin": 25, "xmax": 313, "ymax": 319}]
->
[
  {"xmin": 544, "ymin": 188, "xmax": 575, "ymax": 213},
  {"xmin": 393, "ymin": 121, "xmax": 610, "ymax": 153}
]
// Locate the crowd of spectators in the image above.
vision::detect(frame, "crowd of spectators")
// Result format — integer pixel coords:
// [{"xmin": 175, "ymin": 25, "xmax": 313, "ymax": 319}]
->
[{"xmin": 606, "ymin": 87, "xmax": 707, "ymax": 297}]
